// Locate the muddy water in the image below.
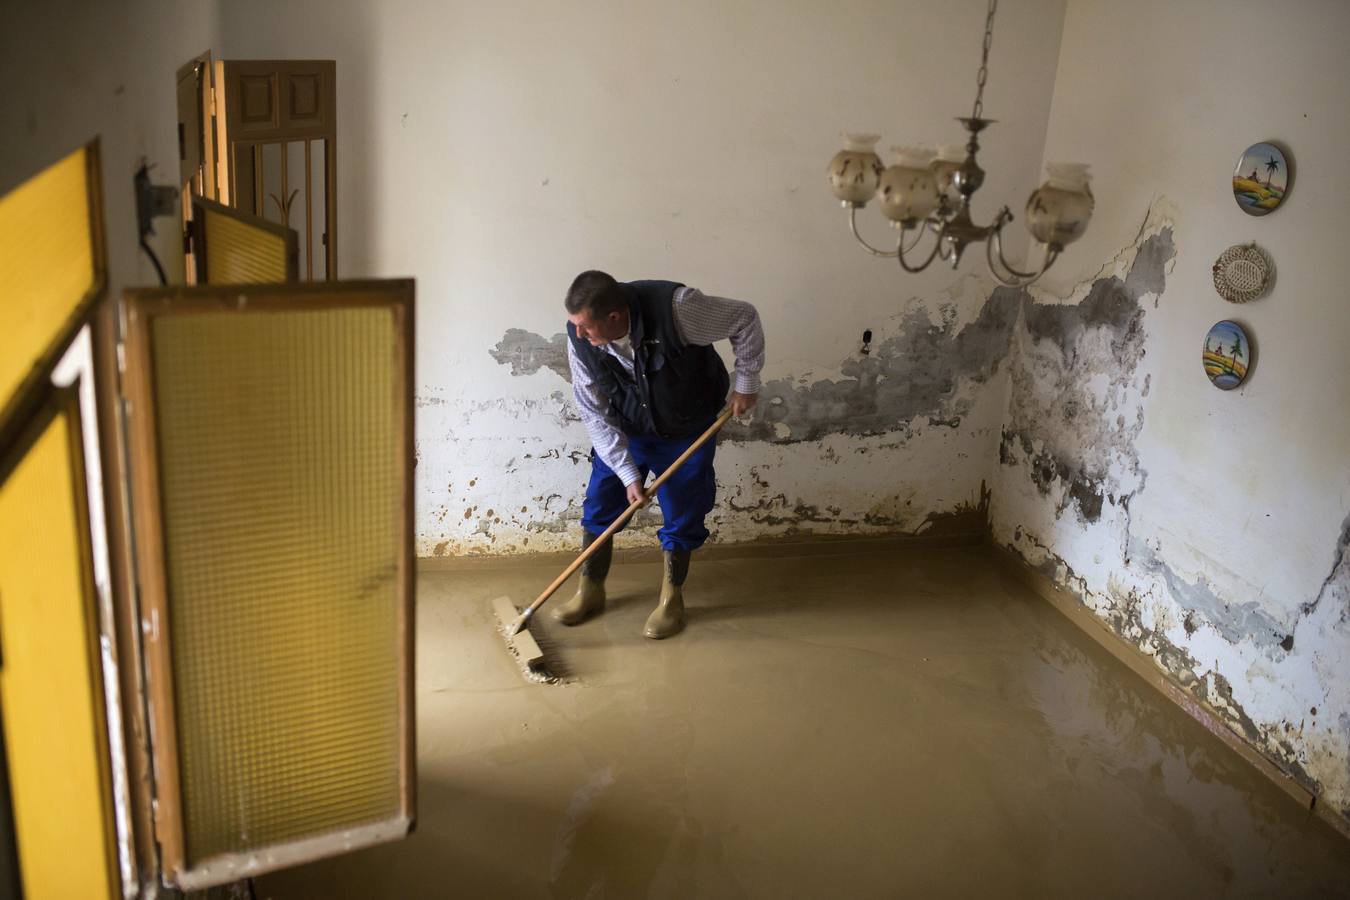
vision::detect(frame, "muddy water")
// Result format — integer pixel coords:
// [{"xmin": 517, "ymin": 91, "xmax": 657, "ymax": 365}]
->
[{"xmin": 260, "ymin": 547, "xmax": 1350, "ymax": 898}]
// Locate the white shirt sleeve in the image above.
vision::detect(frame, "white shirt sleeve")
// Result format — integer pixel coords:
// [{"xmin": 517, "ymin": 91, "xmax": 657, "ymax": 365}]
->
[
  {"xmin": 568, "ymin": 339, "xmax": 643, "ymax": 486},
  {"xmin": 671, "ymin": 287, "xmax": 766, "ymax": 394}
]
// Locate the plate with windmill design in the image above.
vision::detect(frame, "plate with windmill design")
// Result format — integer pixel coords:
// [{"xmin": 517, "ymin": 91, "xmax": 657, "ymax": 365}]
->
[
  {"xmin": 1232, "ymin": 143, "xmax": 1289, "ymax": 216},
  {"xmin": 1203, "ymin": 320, "xmax": 1253, "ymax": 390}
]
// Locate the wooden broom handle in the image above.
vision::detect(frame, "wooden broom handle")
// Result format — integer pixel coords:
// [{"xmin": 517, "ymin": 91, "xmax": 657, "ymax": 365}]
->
[{"xmin": 522, "ymin": 407, "xmax": 735, "ymax": 618}]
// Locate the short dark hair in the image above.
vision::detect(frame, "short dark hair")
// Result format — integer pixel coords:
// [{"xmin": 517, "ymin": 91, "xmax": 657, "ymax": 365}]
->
[{"xmin": 565, "ymin": 270, "xmax": 626, "ymax": 317}]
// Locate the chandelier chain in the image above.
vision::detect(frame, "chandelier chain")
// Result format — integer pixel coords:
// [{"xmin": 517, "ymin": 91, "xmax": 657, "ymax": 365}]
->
[{"xmin": 971, "ymin": 0, "xmax": 998, "ymax": 120}]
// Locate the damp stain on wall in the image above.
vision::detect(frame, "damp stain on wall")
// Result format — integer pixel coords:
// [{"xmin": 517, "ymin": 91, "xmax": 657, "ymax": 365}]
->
[
  {"xmin": 999, "ymin": 228, "xmax": 1174, "ymax": 524},
  {"xmin": 724, "ymin": 290, "xmax": 1021, "ymax": 444},
  {"xmin": 474, "ymin": 284, "xmax": 1018, "ymax": 546},
  {"xmin": 995, "ymin": 206, "xmax": 1350, "ymax": 822},
  {"xmin": 1010, "ymin": 512, "xmax": 1350, "ymax": 816},
  {"xmin": 913, "ymin": 481, "xmax": 992, "ymax": 537},
  {"xmin": 1129, "ymin": 535, "xmax": 1290, "ymax": 652},
  {"xmin": 490, "ymin": 288, "xmax": 1021, "ymax": 445}
]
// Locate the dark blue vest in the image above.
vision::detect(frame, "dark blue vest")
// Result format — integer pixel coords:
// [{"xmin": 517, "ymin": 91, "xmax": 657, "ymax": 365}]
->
[{"xmin": 567, "ymin": 280, "xmax": 730, "ymax": 438}]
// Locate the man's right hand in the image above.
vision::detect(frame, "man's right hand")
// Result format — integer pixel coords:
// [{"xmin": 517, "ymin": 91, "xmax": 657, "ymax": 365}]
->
[{"xmin": 626, "ymin": 482, "xmax": 650, "ymax": 507}]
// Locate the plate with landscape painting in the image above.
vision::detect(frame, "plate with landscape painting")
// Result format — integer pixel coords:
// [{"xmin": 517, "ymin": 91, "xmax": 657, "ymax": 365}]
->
[
  {"xmin": 1232, "ymin": 142, "xmax": 1289, "ymax": 216},
  {"xmin": 1203, "ymin": 320, "xmax": 1252, "ymax": 390}
]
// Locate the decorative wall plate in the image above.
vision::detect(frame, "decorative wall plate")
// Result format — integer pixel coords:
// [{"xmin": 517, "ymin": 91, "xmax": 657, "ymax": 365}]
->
[
  {"xmin": 1212, "ymin": 243, "xmax": 1271, "ymax": 303},
  {"xmin": 1203, "ymin": 320, "xmax": 1252, "ymax": 390},
  {"xmin": 1232, "ymin": 142, "xmax": 1289, "ymax": 216}
]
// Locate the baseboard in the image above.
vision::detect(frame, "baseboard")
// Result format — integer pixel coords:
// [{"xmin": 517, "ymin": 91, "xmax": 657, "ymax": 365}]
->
[
  {"xmin": 418, "ymin": 528, "xmax": 985, "ymax": 572},
  {"xmin": 990, "ymin": 542, "xmax": 1350, "ymax": 843}
]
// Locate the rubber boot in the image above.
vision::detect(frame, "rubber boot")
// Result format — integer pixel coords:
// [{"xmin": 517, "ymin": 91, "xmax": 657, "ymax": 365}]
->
[
  {"xmin": 554, "ymin": 531, "xmax": 612, "ymax": 626},
  {"xmin": 644, "ymin": 549, "xmax": 689, "ymax": 640}
]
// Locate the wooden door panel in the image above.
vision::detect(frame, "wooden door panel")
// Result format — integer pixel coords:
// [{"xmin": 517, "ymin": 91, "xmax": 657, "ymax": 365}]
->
[
  {"xmin": 221, "ymin": 61, "xmax": 334, "ymax": 142},
  {"xmin": 176, "ymin": 67, "xmax": 202, "ymax": 187}
]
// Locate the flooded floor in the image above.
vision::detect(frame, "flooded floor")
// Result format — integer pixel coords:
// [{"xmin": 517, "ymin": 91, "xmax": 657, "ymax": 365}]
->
[{"xmin": 259, "ymin": 545, "xmax": 1350, "ymax": 899}]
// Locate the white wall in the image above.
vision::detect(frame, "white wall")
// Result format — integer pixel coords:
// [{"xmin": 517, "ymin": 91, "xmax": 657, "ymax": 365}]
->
[
  {"xmin": 0, "ymin": 0, "xmax": 220, "ymax": 294},
  {"xmin": 993, "ymin": 0, "xmax": 1350, "ymax": 819},
  {"xmin": 220, "ymin": 0, "xmax": 1067, "ymax": 556}
]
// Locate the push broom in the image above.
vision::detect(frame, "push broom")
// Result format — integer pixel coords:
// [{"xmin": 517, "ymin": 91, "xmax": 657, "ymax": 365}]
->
[{"xmin": 492, "ymin": 407, "xmax": 735, "ymax": 681}]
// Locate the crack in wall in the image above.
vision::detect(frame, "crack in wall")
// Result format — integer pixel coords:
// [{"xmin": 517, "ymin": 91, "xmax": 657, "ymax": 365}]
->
[{"xmin": 1304, "ymin": 511, "xmax": 1350, "ymax": 621}]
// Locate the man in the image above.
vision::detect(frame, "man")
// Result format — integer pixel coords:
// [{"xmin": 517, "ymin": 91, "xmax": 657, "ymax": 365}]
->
[{"xmin": 559, "ymin": 270, "xmax": 764, "ymax": 639}]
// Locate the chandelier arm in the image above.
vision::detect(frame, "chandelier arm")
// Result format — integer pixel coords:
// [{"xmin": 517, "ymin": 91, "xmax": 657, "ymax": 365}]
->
[
  {"xmin": 848, "ymin": 206, "xmax": 899, "ymax": 258},
  {"xmin": 896, "ymin": 223, "xmax": 945, "ymax": 273},
  {"xmin": 988, "ymin": 213, "xmax": 1047, "ymax": 279},
  {"xmin": 900, "ymin": 222, "xmax": 928, "ymax": 254},
  {"xmin": 934, "ymin": 218, "xmax": 955, "ymax": 262},
  {"xmin": 986, "ymin": 230, "xmax": 1059, "ymax": 287}
]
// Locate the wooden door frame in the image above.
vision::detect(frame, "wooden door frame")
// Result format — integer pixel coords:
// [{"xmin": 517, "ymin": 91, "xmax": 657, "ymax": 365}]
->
[
  {"xmin": 215, "ymin": 60, "xmax": 337, "ymax": 279},
  {"xmin": 177, "ymin": 52, "xmax": 219, "ymax": 284}
]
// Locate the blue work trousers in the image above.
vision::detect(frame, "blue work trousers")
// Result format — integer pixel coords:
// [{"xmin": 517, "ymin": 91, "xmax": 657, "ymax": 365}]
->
[{"xmin": 581, "ymin": 428, "xmax": 717, "ymax": 552}]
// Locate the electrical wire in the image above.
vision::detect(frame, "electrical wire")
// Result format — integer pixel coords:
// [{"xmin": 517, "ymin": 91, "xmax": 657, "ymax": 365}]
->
[{"xmin": 139, "ymin": 235, "xmax": 168, "ymax": 286}]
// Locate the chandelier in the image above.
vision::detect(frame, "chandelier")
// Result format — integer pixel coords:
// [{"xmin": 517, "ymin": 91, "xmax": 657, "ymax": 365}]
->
[{"xmin": 827, "ymin": 0, "xmax": 1093, "ymax": 287}]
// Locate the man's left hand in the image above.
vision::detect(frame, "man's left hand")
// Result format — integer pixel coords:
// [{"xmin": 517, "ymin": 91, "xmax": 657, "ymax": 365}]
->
[{"xmin": 729, "ymin": 391, "xmax": 759, "ymax": 418}]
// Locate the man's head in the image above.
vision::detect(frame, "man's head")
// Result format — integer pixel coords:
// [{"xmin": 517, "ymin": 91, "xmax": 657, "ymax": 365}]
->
[{"xmin": 565, "ymin": 270, "xmax": 630, "ymax": 345}]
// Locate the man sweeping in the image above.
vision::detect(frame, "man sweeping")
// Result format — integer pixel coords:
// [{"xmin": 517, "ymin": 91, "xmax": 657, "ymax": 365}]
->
[{"xmin": 558, "ymin": 270, "xmax": 765, "ymax": 639}]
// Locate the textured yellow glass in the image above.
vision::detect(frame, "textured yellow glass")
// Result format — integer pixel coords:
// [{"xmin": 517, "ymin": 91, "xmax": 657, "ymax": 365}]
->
[
  {"xmin": 0, "ymin": 410, "xmax": 117, "ymax": 900},
  {"xmin": 203, "ymin": 203, "xmax": 289, "ymax": 283},
  {"xmin": 150, "ymin": 306, "xmax": 402, "ymax": 864},
  {"xmin": 0, "ymin": 148, "xmax": 95, "ymax": 410}
]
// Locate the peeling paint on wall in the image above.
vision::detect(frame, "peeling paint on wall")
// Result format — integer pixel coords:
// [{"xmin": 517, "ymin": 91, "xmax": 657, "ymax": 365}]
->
[
  {"xmin": 993, "ymin": 203, "xmax": 1350, "ymax": 823},
  {"xmin": 490, "ymin": 289, "xmax": 1020, "ymax": 446},
  {"xmin": 465, "ymin": 279, "xmax": 1015, "ymax": 551},
  {"xmin": 724, "ymin": 292, "xmax": 1020, "ymax": 444},
  {"xmin": 490, "ymin": 328, "xmax": 572, "ymax": 382},
  {"xmin": 999, "ymin": 227, "xmax": 1173, "ymax": 524},
  {"xmin": 425, "ymin": 277, "xmax": 1016, "ymax": 558},
  {"xmin": 1129, "ymin": 535, "xmax": 1289, "ymax": 652},
  {"xmin": 1008, "ymin": 513, "xmax": 1349, "ymax": 813}
]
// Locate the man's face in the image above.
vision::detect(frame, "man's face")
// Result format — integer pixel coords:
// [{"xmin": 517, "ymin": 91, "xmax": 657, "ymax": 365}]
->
[{"xmin": 569, "ymin": 307, "xmax": 628, "ymax": 346}]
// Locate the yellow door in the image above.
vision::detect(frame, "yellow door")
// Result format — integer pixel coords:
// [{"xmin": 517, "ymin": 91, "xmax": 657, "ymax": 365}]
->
[
  {"xmin": 0, "ymin": 394, "xmax": 117, "ymax": 900},
  {"xmin": 124, "ymin": 281, "xmax": 415, "ymax": 890},
  {"xmin": 189, "ymin": 195, "xmax": 298, "ymax": 284},
  {"xmin": 0, "ymin": 145, "xmax": 100, "ymax": 432}
]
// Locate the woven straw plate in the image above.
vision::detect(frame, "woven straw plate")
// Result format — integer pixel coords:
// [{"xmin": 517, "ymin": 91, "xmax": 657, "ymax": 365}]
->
[{"xmin": 1212, "ymin": 243, "xmax": 1271, "ymax": 303}]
